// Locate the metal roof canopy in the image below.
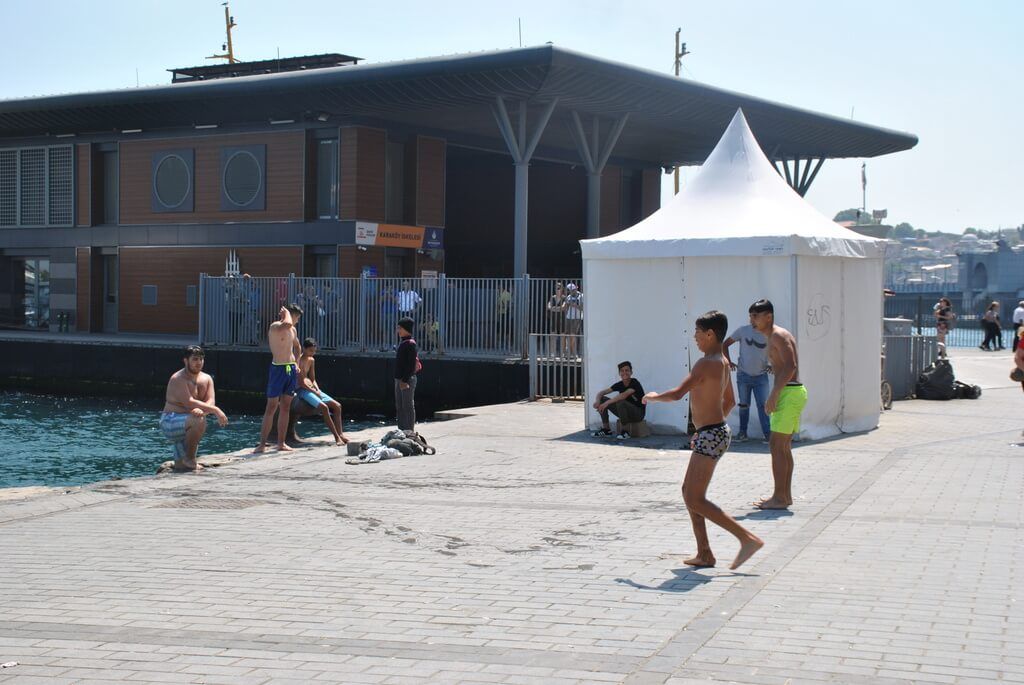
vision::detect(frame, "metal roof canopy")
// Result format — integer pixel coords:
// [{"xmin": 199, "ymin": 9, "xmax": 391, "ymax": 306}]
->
[
  {"xmin": 168, "ymin": 53, "xmax": 362, "ymax": 83},
  {"xmin": 0, "ymin": 45, "xmax": 916, "ymax": 166}
]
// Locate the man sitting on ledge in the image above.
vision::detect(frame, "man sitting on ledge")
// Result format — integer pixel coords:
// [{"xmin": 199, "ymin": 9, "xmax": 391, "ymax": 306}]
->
[
  {"xmin": 161, "ymin": 345, "xmax": 228, "ymax": 472},
  {"xmin": 592, "ymin": 360, "xmax": 646, "ymax": 440}
]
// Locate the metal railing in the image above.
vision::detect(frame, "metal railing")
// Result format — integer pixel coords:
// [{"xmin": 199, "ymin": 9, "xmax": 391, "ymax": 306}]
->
[
  {"xmin": 883, "ymin": 334, "xmax": 940, "ymax": 400},
  {"xmin": 528, "ymin": 333, "xmax": 583, "ymax": 400},
  {"xmin": 200, "ymin": 274, "xmax": 583, "ymax": 360}
]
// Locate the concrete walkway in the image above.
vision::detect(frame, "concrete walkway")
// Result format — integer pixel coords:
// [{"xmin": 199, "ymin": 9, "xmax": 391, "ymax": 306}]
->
[{"xmin": 0, "ymin": 348, "xmax": 1021, "ymax": 685}]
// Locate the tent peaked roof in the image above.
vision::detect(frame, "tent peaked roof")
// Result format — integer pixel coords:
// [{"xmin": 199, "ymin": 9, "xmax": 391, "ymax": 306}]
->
[{"xmin": 581, "ymin": 109, "xmax": 884, "ymax": 260}]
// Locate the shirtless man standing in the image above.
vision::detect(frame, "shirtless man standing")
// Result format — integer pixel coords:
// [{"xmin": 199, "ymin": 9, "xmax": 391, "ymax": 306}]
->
[
  {"xmin": 644, "ymin": 311, "xmax": 764, "ymax": 570},
  {"xmin": 749, "ymin": 299, "xmax": 807, "ymax": 510},
  {"xmin": 161, "ymin": 345, "xmax": 228, "ymax": 472},
  {"xmin": 255, "ymin": 304, "xmax": 303, "ymax": 453}
]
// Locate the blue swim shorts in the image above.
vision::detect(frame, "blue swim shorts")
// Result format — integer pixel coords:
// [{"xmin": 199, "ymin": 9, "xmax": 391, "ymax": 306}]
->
[
  {"xmin": 297, "ymin": 388, "xmax": 334, "ymax": 408},
  {"xmin": 266, "ymin": 362, "xmax": 298, "ymax": 398},
  {"xmin": 159, "ymin": 411, "xmax": 189, "ymax": 459}
]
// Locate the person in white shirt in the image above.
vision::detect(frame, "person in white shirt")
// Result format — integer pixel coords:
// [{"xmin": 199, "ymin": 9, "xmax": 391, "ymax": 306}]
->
[
  {"xmin": 396, "ymin": 280, "xmax": 422, "ymax": 317},
  {"xmin": 1013, "ymin": 300, "xmax": 1024, "ymax": 351}
]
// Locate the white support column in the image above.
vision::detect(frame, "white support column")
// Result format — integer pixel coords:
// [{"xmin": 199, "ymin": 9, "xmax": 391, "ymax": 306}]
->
[
  {"xmin": 492, "ymin": 96, "xmax": 558, "ymax": 277},
  {"xmin": 569, "ymin": 111, "xmax": 629, "ymax": 239}
]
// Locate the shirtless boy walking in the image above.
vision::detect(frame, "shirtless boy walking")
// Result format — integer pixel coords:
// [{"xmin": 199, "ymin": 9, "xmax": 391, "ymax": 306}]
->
[
  {"xmin": 644, "ymin": 311, "xmax": 764, "ymax": 569},
  {"xmin": 256, "ymin": 304, "xmax": 303, "ymax": 453},
  {"xmin": 748, "ymin": 299, "xmax": 807, "ymax": 510},
  {"xmin": 296, "ymin": 337, "xmax": 348, "ymax": 445},
  {"xmin": 161, "ymin": 345, "xmax": 228, "ymax": 472}
]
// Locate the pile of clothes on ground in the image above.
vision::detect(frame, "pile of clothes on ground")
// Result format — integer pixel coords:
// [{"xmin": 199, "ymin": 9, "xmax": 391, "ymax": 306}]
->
[
  {"xmin": 345, "ymin": 429, "xmax": 436, "ymax": 465},
  {"xmin": 915, "ymin": 358, "xmax": 982, "ymax": 400}
]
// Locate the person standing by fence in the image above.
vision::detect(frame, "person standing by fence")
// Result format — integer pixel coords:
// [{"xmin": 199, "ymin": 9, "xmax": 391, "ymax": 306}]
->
[
  {"xmin": 564, "ymin": 283, "xmax": 584, "ymax": 358},
  {"xmin": 935, "ymin": 297, "xmax": 955, "ymax": 348},
  {"xmin": 547, "ymin": 282, "xmax": 566, "ymax": 355},
  {"xmin": 981, "ymin": 301, "xmax": 1003, "ymax": 351}
]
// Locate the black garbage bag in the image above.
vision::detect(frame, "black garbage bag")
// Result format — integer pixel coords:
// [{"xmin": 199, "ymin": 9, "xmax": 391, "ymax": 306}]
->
[{"xmin": 915, "ymin": 359, "xmax": 957, "ymax": 400}]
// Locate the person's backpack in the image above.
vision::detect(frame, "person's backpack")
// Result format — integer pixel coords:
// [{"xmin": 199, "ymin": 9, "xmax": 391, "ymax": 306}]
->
[
  {"xmin": 915, "ymin": 359, "xmax": 956, "ymax": 400},
  {"xmin": 953, "ymin": 380, "xmax": 982, "ymax": 400}
]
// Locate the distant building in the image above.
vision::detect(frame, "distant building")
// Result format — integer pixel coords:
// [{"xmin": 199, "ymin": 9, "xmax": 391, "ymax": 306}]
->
[{"xmin": 0, "ymin": 46, "xmax": 917, "ymax": 335}]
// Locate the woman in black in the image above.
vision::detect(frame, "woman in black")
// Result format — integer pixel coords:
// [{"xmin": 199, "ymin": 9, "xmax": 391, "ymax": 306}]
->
[
  {"xmin": 934, "ymin": 297, "xmax": 954, "ymax": 346},
  {"xmin": 980, "ymin": 301, "xmax": 1003, "ymax": 351}
]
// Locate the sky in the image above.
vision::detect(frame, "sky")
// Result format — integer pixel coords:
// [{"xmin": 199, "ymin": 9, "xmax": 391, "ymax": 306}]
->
[{"xmin": 1, "ymin": 0, "xmax": 1020, "ymax": 235}]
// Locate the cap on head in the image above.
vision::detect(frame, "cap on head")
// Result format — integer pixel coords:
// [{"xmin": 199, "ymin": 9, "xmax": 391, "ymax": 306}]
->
[
  {"xmin": 566, "ymin": 283, "xmax": 578, "ymax": 291},
  {"xmin": 617, "ymin": 360, "xmax": 632, "ymax": 371}
]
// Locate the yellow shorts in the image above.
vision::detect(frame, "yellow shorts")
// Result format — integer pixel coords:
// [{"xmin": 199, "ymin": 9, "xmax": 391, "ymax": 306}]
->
[{"xmin": 770, "ymin": 384, "xmax": 808, "ymax": 435}]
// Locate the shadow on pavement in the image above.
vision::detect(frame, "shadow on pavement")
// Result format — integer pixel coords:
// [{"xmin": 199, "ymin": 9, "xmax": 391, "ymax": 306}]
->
[
  {"xmin": 734, "ymin": 508, "xmax": 794, "ymax": 521},
  {"xmin": 615, "ymin": 566, "xmax": 756, "ymax": 593}
]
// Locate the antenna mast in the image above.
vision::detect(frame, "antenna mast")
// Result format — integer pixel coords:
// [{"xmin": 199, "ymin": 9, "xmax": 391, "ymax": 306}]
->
[
  {"xmin": 673, "ymin": 27, "xmax": 690, "ymax": 195},
  {"xmin": 207, "ymin": 3, "xmax": 239, "ymax": 64}
]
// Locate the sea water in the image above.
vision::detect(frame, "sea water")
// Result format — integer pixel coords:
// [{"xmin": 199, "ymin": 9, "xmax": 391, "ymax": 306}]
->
[{"xmin": 0, "ymin": 391, "xmax": 378, "ymax": 489}]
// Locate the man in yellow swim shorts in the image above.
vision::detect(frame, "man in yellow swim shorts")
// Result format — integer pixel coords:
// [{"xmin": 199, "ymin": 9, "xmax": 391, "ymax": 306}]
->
[{"xmin": 748, "ymin": 299, "xmax": 807, "ymax": 510}]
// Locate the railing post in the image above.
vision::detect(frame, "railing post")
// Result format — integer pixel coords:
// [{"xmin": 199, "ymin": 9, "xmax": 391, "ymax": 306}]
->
[
  {"xmin": 916, "ymin": 295, "xmax": 923, "ymax": 335},
  {"xmin": 358, "ymin": 272, "xmax": 368, "ymax": 353},
  {"xmin": 198, "ymin": 273, "xmax": 207, "ymax": 345},
  {"xmin": 438, "ymin": 273, "xmax": 447, "ymax": 356},
  {"xmin": 519, "ymin": 274, "xmax": 530, "ymax": 359},
  {"xmin": 528, "ymin": 333, "xmax": 537, "ymax": 400}
]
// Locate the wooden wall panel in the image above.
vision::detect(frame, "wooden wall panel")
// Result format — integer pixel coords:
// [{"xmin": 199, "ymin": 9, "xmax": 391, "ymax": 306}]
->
[
  {"xmin": 338, "ymin": 246, "xmax": 387, "ymax": 278},
  {"xmin": 414, "ymin": 250, "xmax": 444, "ymax": 276},
  {"xmin": 338, "ymin": 126, "xmax": 386, "ymax": 222},
  {"xmin": 76, "ymin": 144, "xmax": 91, "ymax": 227},
  {"xmin": 118, "ymin": 246, "xmax": 302, "ymax": 334},
  {"xmin": 641, "ymin": 168, "xmax": 661, "ymax": 219},
  {"xmin": 76, "ymin": 247, "xmax": 90, "ymax": 331},
  {"xmin": 118, "ymin": 131, "xmax": 305, "ymax": 225},
  {"xmin": 416, "ymin": 136, "xmax": 446, "ymax": 227},
  {"xmin": 599, "ymin": 165, "xmax": 622, "ymax": 237}
]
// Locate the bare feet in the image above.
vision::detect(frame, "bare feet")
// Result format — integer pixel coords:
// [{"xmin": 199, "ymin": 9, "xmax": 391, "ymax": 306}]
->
[
  {"xmin": 730, "ymin": 536, "xmax": 764, "ymax": 570},
  {"xmin": 754, "ymin": 497, "xmax": 791, "ymax": 510},
  {"xmin": 277, "ymin": 443, "xmax": 295, "ymax": 452},
  {"xmin": 172, "ymin": 462, "xmax": 204, "ymax": 473},
  {"xmin": 339, "ymin": 435, "xmax": 350, "ymax": 444},
  {"xmin": 335, "ymin": 438, "xmax": 345, "ymax": 446},
  {"xmin": 683, "ymin": 554, "xmax": 716, "ymax": 568}
]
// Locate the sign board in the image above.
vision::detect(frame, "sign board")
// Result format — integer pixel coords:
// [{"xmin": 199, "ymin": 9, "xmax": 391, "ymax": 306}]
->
[
  {"xmin": 421, "ymin": 269, "xmax": 438, "ymax": 288},
  {"xmin": 872, "ymin": 209, "xmax": 888, "ymax": 220},
  {"xmin": 424, "ymin": 227, "xmax": 444, "ymax": 250},
  {"xmin": 356, "ymin": 221, "xmax": 442, "ymax": 250},
  {"xmin": 361, "ymin": 265, "xmax": 377, "ymax": 278}
]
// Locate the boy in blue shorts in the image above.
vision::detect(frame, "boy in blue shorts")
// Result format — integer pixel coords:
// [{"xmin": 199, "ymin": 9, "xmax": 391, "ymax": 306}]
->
[
  {"xmin": 256, "ymin": 304, "xmax": 303, "ymax": 453},
  {"xmin": 296, "ymin": 338, "xmax": 347, "ymax": 445}
]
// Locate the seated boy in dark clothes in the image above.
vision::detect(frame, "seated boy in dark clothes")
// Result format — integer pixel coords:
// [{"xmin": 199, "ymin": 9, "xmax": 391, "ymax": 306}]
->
[{"xmin": 591, "ymin": 360, "xmax": 646, "ymax": 440}]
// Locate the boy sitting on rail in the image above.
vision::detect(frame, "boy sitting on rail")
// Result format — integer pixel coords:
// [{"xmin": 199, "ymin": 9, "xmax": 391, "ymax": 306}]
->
[{"xmin": 296, "ymin": 337, "xmax": 348, "ymax": 445}]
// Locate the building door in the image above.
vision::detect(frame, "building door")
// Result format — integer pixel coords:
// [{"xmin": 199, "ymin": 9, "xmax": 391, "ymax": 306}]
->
[{"xmin": 102, "ymin": 254, "xmax": 118, "ymax": 333}]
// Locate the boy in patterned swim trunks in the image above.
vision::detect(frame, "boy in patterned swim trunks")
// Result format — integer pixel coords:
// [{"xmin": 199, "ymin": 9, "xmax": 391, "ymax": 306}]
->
[{"xmin": 644, "ymin": 311, "xmax": 764, "ymax": 570}]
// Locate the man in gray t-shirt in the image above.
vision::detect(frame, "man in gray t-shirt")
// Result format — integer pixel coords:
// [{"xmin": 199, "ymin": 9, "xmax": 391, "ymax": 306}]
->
[{"xmin": 723, "ymin": 313, "xmax": 771, "ymax": 442}]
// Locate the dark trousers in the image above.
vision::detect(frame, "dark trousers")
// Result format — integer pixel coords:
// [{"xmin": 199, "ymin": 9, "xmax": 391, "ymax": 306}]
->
[
  {"xmin": 395, "ymin": 376, "xmax": 417, "ymax": 432},
  {"xmin": 982, "ymin": 321, "xmax": 1002, "ymax": 350},
  {"xmin": 1014, "ymin": 323, "xmax": 1022, "ymax": 351},
  {"xmin": 599, "ymin": 395, "xmax": 644, "ymax": 426}
]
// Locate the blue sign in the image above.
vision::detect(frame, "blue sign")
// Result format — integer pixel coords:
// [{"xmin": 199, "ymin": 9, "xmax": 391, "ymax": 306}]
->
[{"xmin": 423, "ymin": 227, "xmax": 444, "ymax": 250}]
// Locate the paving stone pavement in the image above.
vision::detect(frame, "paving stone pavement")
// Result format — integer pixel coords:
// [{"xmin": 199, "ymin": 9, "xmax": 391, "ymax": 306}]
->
[{"xmin": 0, "ymin": 348, "xmax": 1021, "ymax": 684}]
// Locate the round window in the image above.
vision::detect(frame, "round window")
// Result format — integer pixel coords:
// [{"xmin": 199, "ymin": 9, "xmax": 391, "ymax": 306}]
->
[
  {"xmin": 154, "ymin": 154, "xmax": 191, "ymax": 208},
  {"xmin": 223, "ymin": 150, "xmax": 262, "ymax": 207}
]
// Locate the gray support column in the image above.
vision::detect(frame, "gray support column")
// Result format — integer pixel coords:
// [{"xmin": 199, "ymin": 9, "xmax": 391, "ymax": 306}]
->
[
  {"xmin": 569, "ymin": 111, "xmax": 629, "ymax": 238},
  {"xmin": 492, "ymin": 96, "xmax": 558, "ymax": 277}
]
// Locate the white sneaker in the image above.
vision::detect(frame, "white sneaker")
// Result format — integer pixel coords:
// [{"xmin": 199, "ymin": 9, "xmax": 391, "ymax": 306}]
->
[
  {"xmin": 735, "ymin": 433, "xmax": 749, "ymax": 443},
  {"xmin": 616, "ymin": 431, "xmax": 631, "ymax": 440}
]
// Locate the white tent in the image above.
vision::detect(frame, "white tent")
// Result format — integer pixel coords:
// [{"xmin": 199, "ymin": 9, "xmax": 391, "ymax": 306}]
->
[{"xmin": 580, "ymin": 109, "xmax": 884, "ymax": 440}]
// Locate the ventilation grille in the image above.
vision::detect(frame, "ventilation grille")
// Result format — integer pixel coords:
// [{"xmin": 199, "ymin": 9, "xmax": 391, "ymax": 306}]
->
[
  {"xmin": 47, "ymin": 145, "xmax": 74, "ymax": 225},
  {"xmin": 0, "ymin": 150, "xmax": 15, "ymax": 227}
]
